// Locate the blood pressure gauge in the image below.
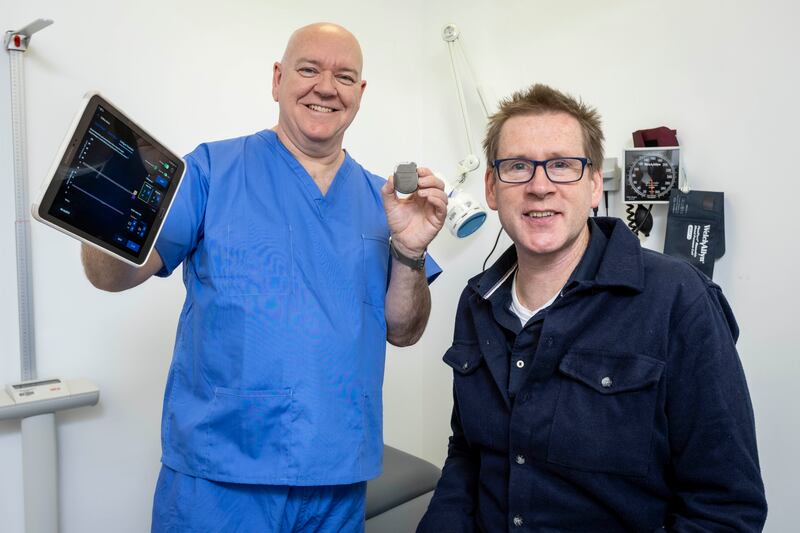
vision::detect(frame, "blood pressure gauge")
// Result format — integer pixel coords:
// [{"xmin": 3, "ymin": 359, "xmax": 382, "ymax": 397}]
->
[{"xmin": 623, "ymin": 147, "xmax": 680, "ymax": 204}]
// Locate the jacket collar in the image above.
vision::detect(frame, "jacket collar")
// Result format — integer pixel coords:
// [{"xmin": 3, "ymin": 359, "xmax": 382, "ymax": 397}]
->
[{"xmin": 468, "ymin": 217, "xmax": 645, "ymax": 301}]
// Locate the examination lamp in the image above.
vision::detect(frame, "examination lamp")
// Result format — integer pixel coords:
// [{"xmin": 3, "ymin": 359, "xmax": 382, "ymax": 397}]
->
[
  {"xmin": 445, "ymin": 183, "xmax": 486, "ymax": 238},
  {"xmin": 441, "ymin": 24, "xmax": 488, "ymax": 238}
]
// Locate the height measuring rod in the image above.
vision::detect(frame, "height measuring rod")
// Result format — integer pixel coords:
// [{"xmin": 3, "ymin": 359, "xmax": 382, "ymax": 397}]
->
[
  {"xmin": 3, "ymin": 19, "xmax": 101, "ymax": 533},
  {"xmin": 5, "ymin": 19, "xmax": 62, "ymax": 533},
  {"xmin": 5, "ymin": 18, "xmax": 52, "ymax": 382}
]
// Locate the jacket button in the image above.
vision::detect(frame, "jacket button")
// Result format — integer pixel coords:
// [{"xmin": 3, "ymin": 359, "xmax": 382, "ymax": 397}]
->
[
  {"xmin": 513, "ymin": 515, "xmax": 524, "ymax": 527},
  {"xmin": 515, "ymin": 454, "xmax": 526, "ymax": 465},
  {"xmin": 545, "ymin": 336, "xmax": 554, "ymax": 347},
  {"xmin": 601, "ymin": 376, "xmax": 613, "ymax": 388},
  {"xmin": 515, "ymin": 359, "xmax": 525, "ymax": 369},
  {"xmin": 462, "ymin": 361, "xmax": 470, "ymax": 370}
]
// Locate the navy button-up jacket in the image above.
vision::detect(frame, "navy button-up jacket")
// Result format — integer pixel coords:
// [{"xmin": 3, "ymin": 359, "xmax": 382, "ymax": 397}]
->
[{"xmin": 419, "ymin": 218, "xmax": 766, "ymax": 532}]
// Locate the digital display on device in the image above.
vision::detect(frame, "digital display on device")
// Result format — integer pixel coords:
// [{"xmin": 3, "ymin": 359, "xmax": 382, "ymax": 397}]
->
[{"xmin": 34, "ymin": 93, "xmax": 184, "ymax": 266}]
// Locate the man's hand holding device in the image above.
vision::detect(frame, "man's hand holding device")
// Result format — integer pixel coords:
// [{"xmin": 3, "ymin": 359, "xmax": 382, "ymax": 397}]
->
[{"xmin": 382, "ymin": 162, "xmax": 448, "ymax": 266}]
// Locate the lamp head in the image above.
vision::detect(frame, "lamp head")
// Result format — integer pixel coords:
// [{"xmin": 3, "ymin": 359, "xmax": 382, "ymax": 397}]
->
[{"xmin": 445, "ymin": 185, "xmax": 486, "ymax": 238}]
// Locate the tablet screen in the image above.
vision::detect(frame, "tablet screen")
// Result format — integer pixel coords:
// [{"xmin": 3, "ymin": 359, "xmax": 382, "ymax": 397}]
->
[{"xmin": 36, "ymin": 94, "xmax": 184, "ymax": 265}]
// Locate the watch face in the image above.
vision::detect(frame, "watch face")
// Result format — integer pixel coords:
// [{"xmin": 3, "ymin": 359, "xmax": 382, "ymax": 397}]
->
[{"xmin": 624, "ymin": 148, "xmax": 679, "ymax": 203}]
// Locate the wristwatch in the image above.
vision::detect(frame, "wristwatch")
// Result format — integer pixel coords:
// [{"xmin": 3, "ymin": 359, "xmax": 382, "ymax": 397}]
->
[{"xmin": 389, "ymin": 236, "xmax": 426, "ymax": 271}]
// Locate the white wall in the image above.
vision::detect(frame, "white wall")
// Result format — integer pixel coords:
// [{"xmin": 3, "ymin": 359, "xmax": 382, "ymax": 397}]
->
[{"xmin": 1, "ymin": 0, "xmax": 797, "ymax": 531}]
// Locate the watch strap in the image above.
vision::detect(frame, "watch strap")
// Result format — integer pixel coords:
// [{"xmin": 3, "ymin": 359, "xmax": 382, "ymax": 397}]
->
[{"xmin": 389, "ymin": 236, "xmax": 426, "ymax": 271}]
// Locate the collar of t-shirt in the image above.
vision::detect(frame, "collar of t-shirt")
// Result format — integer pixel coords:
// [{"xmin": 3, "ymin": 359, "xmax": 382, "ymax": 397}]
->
[{"xmin": 510, "ymin": 270, "xmax": 559, "ymax": 327}]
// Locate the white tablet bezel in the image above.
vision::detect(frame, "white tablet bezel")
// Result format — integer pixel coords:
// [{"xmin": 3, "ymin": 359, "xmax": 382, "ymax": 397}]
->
[{"xmin": 32, "ymin": 91, "xmax": 185, "ymax": 267}]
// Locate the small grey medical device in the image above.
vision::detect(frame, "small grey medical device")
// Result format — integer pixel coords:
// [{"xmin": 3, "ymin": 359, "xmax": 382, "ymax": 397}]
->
[{"xmin": 393, "ymin": 162, "xmax": 419, "ymax": 195}]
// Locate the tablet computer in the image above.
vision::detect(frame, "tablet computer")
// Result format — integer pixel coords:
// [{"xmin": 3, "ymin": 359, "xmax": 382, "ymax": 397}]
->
[{"xmin": 33, "ymin": 92, "xmax": 185, "ymax": 267}]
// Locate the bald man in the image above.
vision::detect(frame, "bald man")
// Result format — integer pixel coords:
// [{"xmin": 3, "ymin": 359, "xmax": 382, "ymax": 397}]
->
[{"xmin": 82, "ymin": 23, "xmax": 447, "ymax": 532}]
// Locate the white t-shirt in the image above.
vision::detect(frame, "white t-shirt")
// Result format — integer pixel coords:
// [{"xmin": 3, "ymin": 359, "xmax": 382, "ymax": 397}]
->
[{"xmin": 510, "ymin": 271, "xmax": 559, "ymax": 327}]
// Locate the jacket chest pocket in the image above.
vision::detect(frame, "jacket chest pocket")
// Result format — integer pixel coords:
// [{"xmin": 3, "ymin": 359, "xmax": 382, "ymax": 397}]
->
[
  {"xmin": 547, "ymin": 350, "xmax": 664, "ymax": 476},
  {"xmin": 444, "ymin": 343, "xmax": 508, "ymax": 449}
]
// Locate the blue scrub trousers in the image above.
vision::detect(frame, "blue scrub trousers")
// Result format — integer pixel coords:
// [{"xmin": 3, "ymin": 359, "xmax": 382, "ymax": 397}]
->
[{"xmin": 151, "ymin": 465, "xmax": 366, "ymax": 532}]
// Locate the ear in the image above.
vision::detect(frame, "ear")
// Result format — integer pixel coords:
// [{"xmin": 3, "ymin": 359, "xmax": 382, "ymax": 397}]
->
[
  {"xmin": 485, "ymin": 166, "xmax": 498, "ymax": 211},
  {"xmin": 271, "ymin": 62, "xmax": 282, "ymax": 102},
  {"xmin": 590, "ymin": 167, "xmax": 603, "ymax": 209}
]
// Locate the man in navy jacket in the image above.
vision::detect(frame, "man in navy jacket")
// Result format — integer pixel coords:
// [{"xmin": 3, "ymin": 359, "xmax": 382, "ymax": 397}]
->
[{"xmin": 418, "ymin": 84, "xmax": 766, "ymax": 531}]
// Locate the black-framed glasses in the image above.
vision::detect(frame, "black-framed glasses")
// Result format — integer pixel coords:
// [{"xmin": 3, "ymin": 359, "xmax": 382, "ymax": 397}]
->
[{"xmin": 493, "ymin": 157, "xmax": 592, "ymax": 184}]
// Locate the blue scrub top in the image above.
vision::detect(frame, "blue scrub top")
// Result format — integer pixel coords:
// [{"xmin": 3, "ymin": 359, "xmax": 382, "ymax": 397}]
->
[{"xmin": 154, "ymin": 130, "xmax": 441, "ymax": 485}]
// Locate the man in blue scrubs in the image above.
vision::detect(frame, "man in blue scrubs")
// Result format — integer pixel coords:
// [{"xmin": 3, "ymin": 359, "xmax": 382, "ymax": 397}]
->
[{"xmin": 81, "ymin": 22, "xmax": 447, "ymax": 532}]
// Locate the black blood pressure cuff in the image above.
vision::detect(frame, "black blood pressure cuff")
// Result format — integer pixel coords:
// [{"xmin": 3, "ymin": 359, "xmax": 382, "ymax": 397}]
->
[{"xmin": 664, "ymin": 190, "xmax": 725, "ymax": 279}]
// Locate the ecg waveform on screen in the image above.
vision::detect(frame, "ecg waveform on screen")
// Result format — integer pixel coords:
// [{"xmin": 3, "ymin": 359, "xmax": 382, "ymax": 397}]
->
[
  {"xmin": 63, "ymin": 120, "xmax": 152, "ymax": 217},
  {"xmin": 67, "ymin": 183, "xmax": 124, "ymax": 215},
  {"xmin": 87, "ymin": 126, "xmax": 131, "ymax": 159},
  {"xmin": 81, "ymin": 161, "xmax": 134, "ymax": 195}
]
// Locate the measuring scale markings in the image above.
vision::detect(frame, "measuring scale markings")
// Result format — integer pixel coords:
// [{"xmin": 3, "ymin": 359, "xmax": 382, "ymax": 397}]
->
[{"xmin": 627, "ymin": 154, "xmax": 677, "ymax": 201}]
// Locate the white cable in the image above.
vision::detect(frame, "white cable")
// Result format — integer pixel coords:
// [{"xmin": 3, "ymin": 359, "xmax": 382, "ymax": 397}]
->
[{"xmin": 679, "ymin": 164, "xmax": 691, "ymax": 193}]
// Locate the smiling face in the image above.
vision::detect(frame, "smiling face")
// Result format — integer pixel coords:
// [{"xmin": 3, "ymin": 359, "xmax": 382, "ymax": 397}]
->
[
  {"xmin": 272, "ymin": 24, "xmax": 366, "ymax": 156},
  {"xmin": 485, "ymin": 112, "xmax": 602, "ymax": 265}
]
